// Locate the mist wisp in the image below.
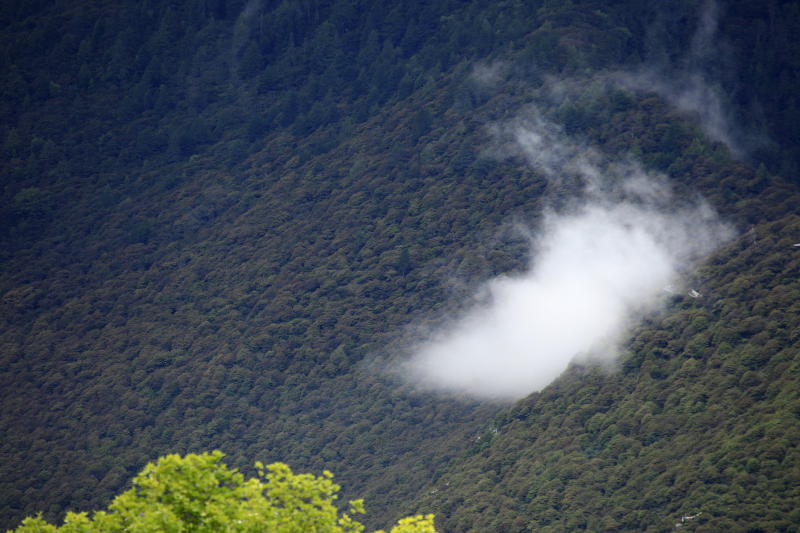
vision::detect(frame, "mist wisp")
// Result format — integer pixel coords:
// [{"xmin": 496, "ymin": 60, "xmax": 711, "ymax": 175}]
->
[
  {"xmin": 610, "ymin": 0, "xmax": 760, "ymax": 158},
  {"xmin": 401, "ymin": 114, "xmax": 732, "ymax": 401}
]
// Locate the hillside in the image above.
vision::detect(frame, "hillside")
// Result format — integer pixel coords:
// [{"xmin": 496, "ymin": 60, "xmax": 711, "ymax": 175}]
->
[
  {"xmin": 2, "ymin": 0, "xmax": 800, "ymax": 531},
  {"xmin": 418, "ymin": 210, "xmax": 800, "ymax": 531}
]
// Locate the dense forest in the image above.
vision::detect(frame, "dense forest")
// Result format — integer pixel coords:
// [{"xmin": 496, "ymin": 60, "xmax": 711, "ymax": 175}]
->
[{"xmin": 1, "ymin": 0, "xmax": 799, "ymax": 531}]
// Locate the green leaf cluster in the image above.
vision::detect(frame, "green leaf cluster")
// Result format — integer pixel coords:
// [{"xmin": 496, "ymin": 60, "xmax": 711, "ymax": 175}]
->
[{"xmin": 10, "ymin": 451, "xmax": 436, "ymax": 533}]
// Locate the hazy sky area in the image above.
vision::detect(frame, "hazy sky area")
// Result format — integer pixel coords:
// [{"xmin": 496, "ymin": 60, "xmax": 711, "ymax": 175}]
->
[{"xmin": 403, "ymin": 112, "xmax": 733, "ymax": 401}]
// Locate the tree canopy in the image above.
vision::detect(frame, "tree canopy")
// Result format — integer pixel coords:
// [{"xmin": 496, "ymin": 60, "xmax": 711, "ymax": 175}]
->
[
  {"xmin": 8, "ymin": 451, "xmax": 436, "ymax": 533},
  {"xmin": 3, "ymin": 0, "xmax": 800, "ymax": 530}
]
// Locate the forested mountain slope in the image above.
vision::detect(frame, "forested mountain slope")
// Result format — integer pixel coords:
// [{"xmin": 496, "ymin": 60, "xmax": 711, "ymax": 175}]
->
[
  {"xmin": 419, "ymin": 210, "xmax": 800, "ymax": 531},
  {"xmin": 1, "ymin": 0, "xmax": 799, "ymax": 531}
]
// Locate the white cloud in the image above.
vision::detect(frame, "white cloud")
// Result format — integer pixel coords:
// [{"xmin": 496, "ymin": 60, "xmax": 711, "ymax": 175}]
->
[{"xmin": 401, "ymin": 115, "xmax": 732, "ymax": 401}]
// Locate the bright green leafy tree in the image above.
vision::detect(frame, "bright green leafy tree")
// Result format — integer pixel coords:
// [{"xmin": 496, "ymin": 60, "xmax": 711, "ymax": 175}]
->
[{"xmin": 8, "ymin": 451, "xmax": 436, "ymax": 533}]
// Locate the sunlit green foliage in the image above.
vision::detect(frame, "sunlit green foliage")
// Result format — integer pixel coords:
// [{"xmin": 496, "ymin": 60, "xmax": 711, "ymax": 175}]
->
[{"xmin": 9, "ymin": 452, "xmax": 436, "ymax": 533}]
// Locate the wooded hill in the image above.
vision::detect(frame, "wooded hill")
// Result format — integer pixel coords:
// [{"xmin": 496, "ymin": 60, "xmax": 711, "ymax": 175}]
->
[
  {"xmin": 418, "ymin": 211, "xmax": 800, "ymax": 531},
  {"xmin": 1, "ymin": 0, "xmax": 799, "ymax": 531}
]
